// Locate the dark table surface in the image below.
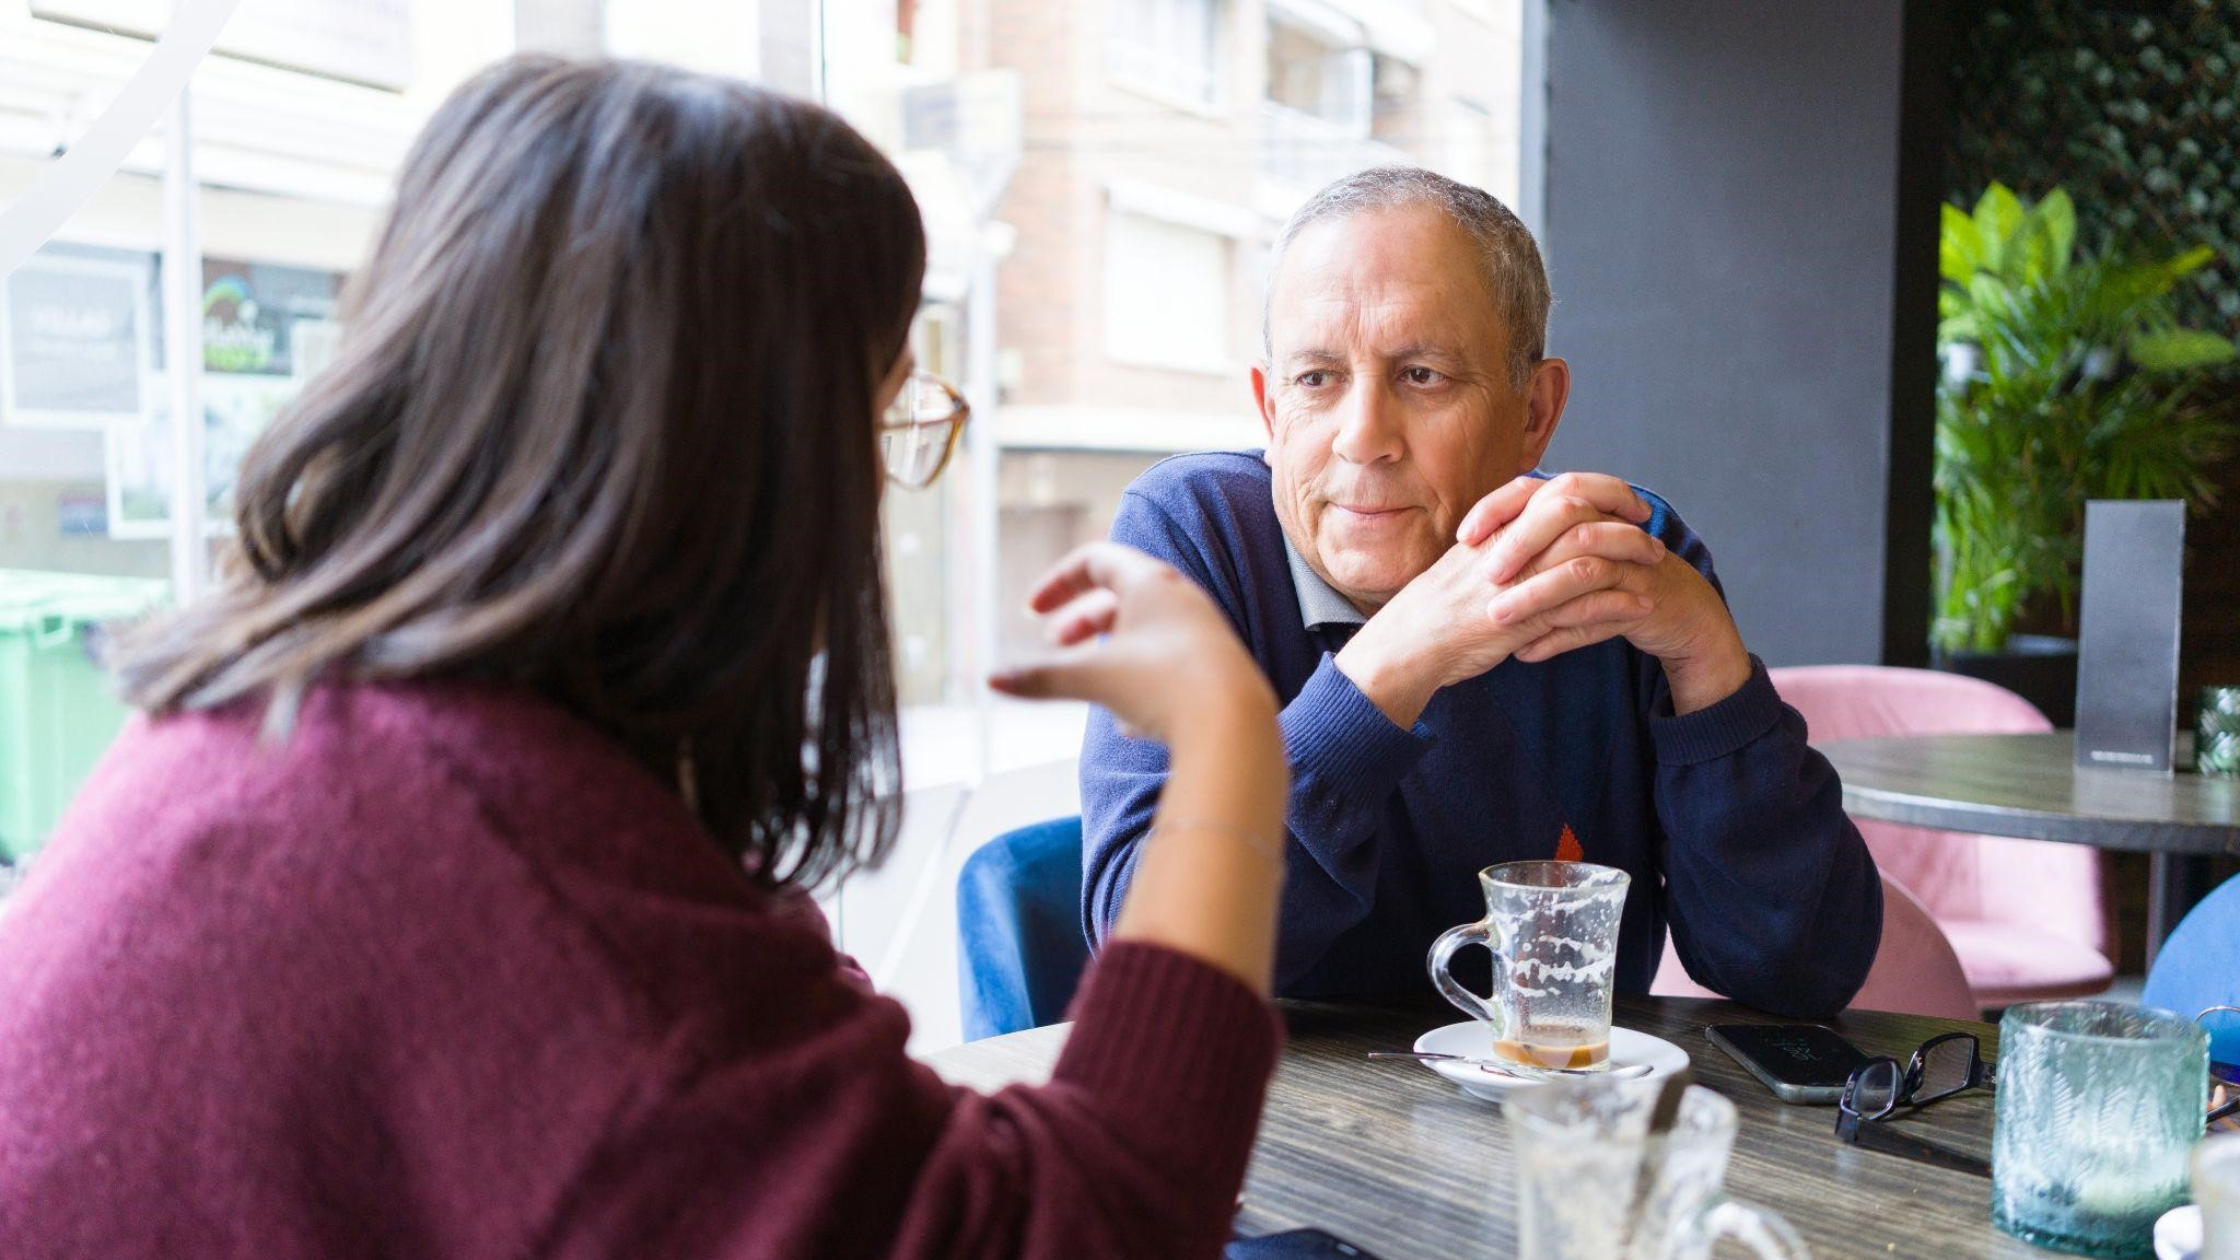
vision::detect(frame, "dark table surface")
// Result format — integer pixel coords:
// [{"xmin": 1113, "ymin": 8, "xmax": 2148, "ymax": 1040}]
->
[
  {"xmin": 928, "ymin": 995, "xmax": 2045, "ymax": 1259},
  {"xmin": 1819, "ymin": 732, "xmax": 2239, "ymax": 856}
]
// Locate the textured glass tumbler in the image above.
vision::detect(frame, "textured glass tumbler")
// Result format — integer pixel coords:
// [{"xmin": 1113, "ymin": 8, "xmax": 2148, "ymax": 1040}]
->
[
  {"xmin": 1428, "ymin": 862, "xmax": 1630, "ymax": 1069},
  {"xmin": 1506, "ymin": 1080, "xmax": 1808, "ymax": 1260},
  {"xmin": 2201, "ymin": 1135, "xmax": 2240, "ymax": 1260},
  {"xmin": 1992, "ymin": 1002, "xmax": 2209, "ymax": 1258},
  {"xmin": 2198, "ymin": 686, "xmax": 2240, "ymax": 778}
]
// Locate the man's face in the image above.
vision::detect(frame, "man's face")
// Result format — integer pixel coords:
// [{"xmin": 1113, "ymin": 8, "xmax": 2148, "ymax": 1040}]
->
[{"xmin": 1254, "ymin": 205, "xmax": 1563, "ymax": 612}]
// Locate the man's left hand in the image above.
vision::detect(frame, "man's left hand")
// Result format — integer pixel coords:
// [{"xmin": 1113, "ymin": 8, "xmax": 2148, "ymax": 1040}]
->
[{"xmin": 1456, "ymin": 472, "xmax": 1753, "ymax": 715}]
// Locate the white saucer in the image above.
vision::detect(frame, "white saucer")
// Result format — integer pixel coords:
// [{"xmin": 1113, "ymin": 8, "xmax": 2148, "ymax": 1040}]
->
[{"xmin": 1412, "ymin": 1021, "xmax": 1693, "ymax": 1101}]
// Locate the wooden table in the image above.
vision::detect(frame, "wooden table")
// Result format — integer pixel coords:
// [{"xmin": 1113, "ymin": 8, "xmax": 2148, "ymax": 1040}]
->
[
  {"xmin": 929, "ymin": 995, "xmax": 2037, "ymax": 1259},
  {"xmin": 1819, "ymin": 732, "xmax": 2240, "ymax": 960}
]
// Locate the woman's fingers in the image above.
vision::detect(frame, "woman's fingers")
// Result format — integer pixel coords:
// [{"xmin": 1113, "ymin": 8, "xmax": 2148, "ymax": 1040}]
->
[
  {"xmin": 1020, "ymin": 542, "xmax": 1161, "ymax": 614},
  {"xmin": 1001, "ymin": 541, "xmax": 1265, "ymax": 744},
  {"xmin": 1035, "ymin": 588, "xmax": 1118, "ymax": 646},
  {"xmin": 989, "ymin": 642, "xmax": 1122, "ymax": 706},
  {"xmin": 999, "ymin": 543, "xmax": 1184, "ymax": 721}
]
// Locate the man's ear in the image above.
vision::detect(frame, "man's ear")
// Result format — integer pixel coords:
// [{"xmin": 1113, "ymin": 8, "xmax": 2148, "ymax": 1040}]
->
[
  {"xmin": 1516, "ymin": 357, "xmax": 1571, "ymax": 472},
  {"xmin": 1250, "ymin": 362, "xmax": 1278, "ymax": 441}
]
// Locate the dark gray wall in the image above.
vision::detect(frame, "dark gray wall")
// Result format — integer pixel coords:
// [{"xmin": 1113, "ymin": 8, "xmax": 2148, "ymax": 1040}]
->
[{"xmin": 1540, "ymin": 1, "xmax": 1938, "ymax": 667}]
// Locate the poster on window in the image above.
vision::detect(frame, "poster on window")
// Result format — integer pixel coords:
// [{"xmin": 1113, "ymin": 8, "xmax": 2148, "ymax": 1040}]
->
[
  {"xmin": 97, "ymin": 255, "xmax": 344, "ymax": 539},
  {"xmin": 104, "ymin": 372, "xmax": 304, "ymax": 538},
  {"xmin": 0, "ymin": 250, "xmax": 155, "ymax": 429},
  {"xmin": 199, "ymin": 258, "xmax": 345, "ymax": 380}
]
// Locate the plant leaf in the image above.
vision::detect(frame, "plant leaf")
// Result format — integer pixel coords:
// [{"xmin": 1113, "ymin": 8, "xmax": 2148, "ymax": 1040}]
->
[
  {"xmin": 2129, "ymin": 328, "xmax": 2239, "ymax": 370},
  {"xmin": 2034, "ymin": 188, "xmax": 2077, "ymax": 277},
  {"xmin": 1973, "ymin": 183, "xmax": 2024, "ymax": 274},
  {"xmin": 1941, "ymin": 204, "xmax": 1982, "ymax": 285},
  {"xmin": 2162, "ymin": 243, "xmax": 2217, "ymax": 280},
  {"xmin": 1939, "ymin": 313, "xmax": 1981, "ymax": 343}
]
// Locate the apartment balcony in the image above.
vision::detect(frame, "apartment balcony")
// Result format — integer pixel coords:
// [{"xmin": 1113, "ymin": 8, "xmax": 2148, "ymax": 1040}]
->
[{"xmin": 1256, "ymin": 100, "xmax": 1412, "ymax": 212}]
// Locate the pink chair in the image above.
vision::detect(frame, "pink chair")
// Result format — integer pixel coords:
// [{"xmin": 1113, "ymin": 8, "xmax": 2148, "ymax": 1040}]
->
[
  {"xmin": 1652, "ymin": 874, "xmax": 1979, "ymax": 1020},
  {"xmin": 1769, "ymin": 665, "xmax": 2112, "ymax": 1010}
]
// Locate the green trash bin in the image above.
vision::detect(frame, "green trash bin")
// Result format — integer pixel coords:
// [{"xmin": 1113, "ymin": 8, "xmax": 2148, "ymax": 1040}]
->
[{"xmin": 0, "ymin": 571, "xmax": 168, "ymax": 863}]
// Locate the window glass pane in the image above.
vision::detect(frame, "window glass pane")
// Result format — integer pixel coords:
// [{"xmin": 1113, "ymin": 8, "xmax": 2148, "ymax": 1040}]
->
[
  {"xmin": 1, "ymin": 10, "xmax": 177, "ymax": 879},
  {"xmin": 1109, "ymin": 0, "xmax": 1219, "ymax": 105},
  {"xmin": 1104, "ymin": 210, "xmax": 1229, "ymax": 372},
  {"xmin": 820, "ymin": 0, "xmax": 1527, "ymax": 724},
  {"xmin": 0, "ymin": 0, "xmax": 518, "ymax": 882},
  {"xmin": 1, "ymin": 2, "xmax": 1529, "ymax": 892}
]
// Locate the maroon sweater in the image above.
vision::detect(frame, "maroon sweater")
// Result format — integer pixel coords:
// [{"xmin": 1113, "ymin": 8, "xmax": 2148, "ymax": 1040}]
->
[{"xmin": 0, "ymin": 683, "xmax": 1280, "ymax": 1258}]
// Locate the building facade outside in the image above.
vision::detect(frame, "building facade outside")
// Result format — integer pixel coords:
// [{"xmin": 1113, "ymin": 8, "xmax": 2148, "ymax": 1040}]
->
[
  {"xmin": 829, "ymin": 0, "xmax": 1527, "ymax": 689},
  {"xmin": 978, "ymin": 0, "xmax": 1525, "ymax": 668},
  {"xmin": 0, "ymin": 0, "xmax": 1525, "ymax": 716}
]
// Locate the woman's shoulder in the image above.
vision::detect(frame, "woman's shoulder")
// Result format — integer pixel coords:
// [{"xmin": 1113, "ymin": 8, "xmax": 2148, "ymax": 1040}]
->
[
  {"xmin": 15, "ymin": 680, "xmax": 832, "ymax": 1023},
  {"xmin": 0, "ymin": 680, "xmax": 907, "ymax": 1254}
]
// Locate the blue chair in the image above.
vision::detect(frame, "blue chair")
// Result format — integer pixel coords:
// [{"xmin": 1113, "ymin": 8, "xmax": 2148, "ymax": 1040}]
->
[
  {"xmin": 2141, "ymin": 872, "xmax": 2240, "ymax": 1066},
  {"xmin": 956, "ymin": 816, "xmax": 1091, "ymax": 1041}
]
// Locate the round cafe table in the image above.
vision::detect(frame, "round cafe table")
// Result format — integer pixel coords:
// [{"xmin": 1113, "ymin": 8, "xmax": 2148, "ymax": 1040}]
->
[
  {"xmin": 928, "ymin": 995, "xmax": 2044, "ymax": 1259},
  {"xmin": 1818, "ymin": 732, "xmax": 2240, "ymax": 961}
]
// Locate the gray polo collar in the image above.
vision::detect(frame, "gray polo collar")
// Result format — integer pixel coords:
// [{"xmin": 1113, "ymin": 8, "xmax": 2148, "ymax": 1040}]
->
[{"xmin": 1281, "ymin": 532, "xmax": 1368, "ymax": 631}]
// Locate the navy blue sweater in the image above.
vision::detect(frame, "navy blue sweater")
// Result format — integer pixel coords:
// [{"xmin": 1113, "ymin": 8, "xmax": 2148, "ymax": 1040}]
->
[{"xmin": 1079, "ymin": 451, "xmax": 1882, "ymax": 1018}]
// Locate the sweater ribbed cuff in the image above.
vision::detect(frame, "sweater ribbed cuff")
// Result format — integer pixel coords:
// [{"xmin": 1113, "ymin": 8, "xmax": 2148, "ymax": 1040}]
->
[
  {"xmin": 1052, "ymin": 943, "xmax": 1281, "ymax": 1154},
  {"xmin": 1649, "ymin": 655, "xmax": 1785, "ymax": 766},
  {"xmin": 1282, "ymin": 654, "xmax": 1435, "ymax": 799}
]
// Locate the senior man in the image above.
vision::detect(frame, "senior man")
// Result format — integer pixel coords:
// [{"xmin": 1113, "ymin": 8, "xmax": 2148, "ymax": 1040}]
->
[{"xmin": 1075, "ymin": 167, "xmax": 1882, "ymax": 1016}]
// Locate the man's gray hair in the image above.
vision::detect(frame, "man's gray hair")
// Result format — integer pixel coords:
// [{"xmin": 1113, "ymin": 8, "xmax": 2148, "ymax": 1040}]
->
[{"xmin": 1262, "ymin": 166, "xmax": 1551, "ymax": 392}]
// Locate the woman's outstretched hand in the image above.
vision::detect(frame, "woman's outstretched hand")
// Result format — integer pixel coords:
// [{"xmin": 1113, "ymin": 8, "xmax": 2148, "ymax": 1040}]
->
[
  {"xmin": 990, "ymin": 543, "xmax": 1275, "ymax": 744},
  {"xmin": 991, "ymin": 542, "xmax": 1288, "ymax": 995}
]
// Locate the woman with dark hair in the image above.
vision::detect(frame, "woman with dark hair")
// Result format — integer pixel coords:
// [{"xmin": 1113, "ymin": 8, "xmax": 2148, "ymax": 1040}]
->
[{"xmin": 0, "ymin": 57, "xmax": 1288, "ymax": 1258}]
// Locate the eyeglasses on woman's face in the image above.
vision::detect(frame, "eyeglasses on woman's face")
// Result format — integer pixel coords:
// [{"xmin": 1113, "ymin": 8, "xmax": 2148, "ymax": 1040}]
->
[{"xmin": 879, "ymin": 372, "xmax": 969, "ymax": 489}]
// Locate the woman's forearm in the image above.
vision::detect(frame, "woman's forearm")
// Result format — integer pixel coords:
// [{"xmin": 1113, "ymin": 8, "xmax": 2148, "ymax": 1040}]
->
[{"xmin": 1108, "ymin": 696, "xmax": 1289, "ymax": 996}]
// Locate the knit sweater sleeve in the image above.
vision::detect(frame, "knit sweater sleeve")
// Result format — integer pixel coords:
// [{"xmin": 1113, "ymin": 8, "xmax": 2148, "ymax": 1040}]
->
[
  {"xmin": 1640, "ymin": 498, "xmax": 1884, "ymax": 1018},
  {"xmin": 541, "ymin": 943, "xmax": 1279, "ymax": 1260},
  {"xmin": 893, "ymin": 945, "xmax": 1281, "ymax": 1258}
]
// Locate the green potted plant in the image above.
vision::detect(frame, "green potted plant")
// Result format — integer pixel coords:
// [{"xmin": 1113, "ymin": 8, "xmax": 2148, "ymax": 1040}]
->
[{"xmin": 1933, "ymin": 182, "xmax": 2238, "ymax": 722}]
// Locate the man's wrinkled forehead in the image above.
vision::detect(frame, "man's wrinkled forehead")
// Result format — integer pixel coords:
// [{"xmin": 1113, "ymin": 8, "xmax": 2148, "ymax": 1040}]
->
[
  {"xmin": 1275, "ymin": 293, "xmax": 1487, "ymax": 370},
  {"xmin": 1266, "ymin": 208, "xmax": 1506, "ymax": 363}
]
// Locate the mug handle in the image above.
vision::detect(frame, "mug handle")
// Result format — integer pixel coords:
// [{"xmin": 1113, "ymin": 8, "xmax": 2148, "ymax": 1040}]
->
[
  {"xmin": 1699, "ymin": 1196, "xmax": 1809, "ymax": 1260},
  {"xmin": 1427, "ymin": 918, "xmax": 1506, "ymax": 1034}
]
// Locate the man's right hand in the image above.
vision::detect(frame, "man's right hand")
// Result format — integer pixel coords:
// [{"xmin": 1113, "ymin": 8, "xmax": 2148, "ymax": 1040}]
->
[{"xmin": 1333, "ymin": 474, "xmax": 1665, "ymax": 728}]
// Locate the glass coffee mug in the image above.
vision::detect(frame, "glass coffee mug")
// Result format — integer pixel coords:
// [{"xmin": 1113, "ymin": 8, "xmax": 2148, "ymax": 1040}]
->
[
  {"xmin": 1506, "ymin": 1079, "xmax": 1808, "ymax": 1260},
  {"xmin": 1427, "ymin": 861, "xmax": 1630, "ymax": 1069}
]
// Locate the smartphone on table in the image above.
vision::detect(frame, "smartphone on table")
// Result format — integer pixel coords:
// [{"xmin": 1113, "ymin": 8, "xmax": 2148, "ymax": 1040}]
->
[
  {"xmin": 1706, "ymin": 1023, "xmax": 1870, "ymax": 1105},
  {"xmin": 1227, "ymin": 1227, "xmax": 1384, "ymax": 1259}
]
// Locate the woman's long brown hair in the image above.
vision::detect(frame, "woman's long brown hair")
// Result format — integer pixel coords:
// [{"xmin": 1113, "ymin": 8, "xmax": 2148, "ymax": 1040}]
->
[{"xmin": 113, "ymin": 56, "xmax": 921, "ymax": 890}]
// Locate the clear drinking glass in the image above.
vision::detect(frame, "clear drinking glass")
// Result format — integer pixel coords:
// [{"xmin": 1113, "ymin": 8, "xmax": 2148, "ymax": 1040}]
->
[
  {"xmin": 2199, "ymin": 1135, "xmax": 2240, "ymax": 1260},
  {"xmin": 1505, "ymin": 1079, "xmax": 1808, "ymax": 1260},
  {"xmin": 1427, "ymin": 861, "xmax": 1630, "ymax": 1068},
  {"xmin": 1992, "ymin": 1002, "xmax": 2209, "ymax": 1258}
]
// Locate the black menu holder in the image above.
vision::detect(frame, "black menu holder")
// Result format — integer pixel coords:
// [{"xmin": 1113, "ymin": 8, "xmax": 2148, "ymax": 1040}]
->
[{"xmin": 2073, "ymin": 500, "xmax": 2184, "ymax": 774}]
